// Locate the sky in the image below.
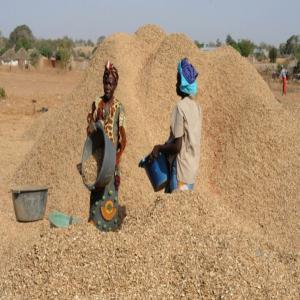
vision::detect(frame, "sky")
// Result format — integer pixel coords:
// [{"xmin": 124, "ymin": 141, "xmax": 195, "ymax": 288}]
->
[{"xmin": 1, "ymin": 0, "xmax": 300, "ymax": 46}]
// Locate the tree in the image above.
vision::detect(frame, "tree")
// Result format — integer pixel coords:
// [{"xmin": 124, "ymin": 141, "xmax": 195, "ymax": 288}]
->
[
  {"xmin": 0, "ymin": 30, "xmax": 8, "ymax": 53},
  {"xmin": 279, "ymin": 43, "xmax": 286, "ymax": 55},
  {"xmin": 259, "ymin": 42, "xmax": 272, "ymax": 51},
  {"xmin": 39, "ymin": 46, "xmax": 52, "ymax": 58},
  {"xmin": 285, "ymin": 35, "xmax": 299, "ymax": 54},
  {"xmin": 56, "ymin": 48, "xmax": 71, "ymax": 68},
  {"xmin": 86, "ymin": 39, "xmax": 94, "ymax": 47},
  {"xmin": 238, "ymin": 39, "xmax": 255, "ymax": 57},
  {"xmin": 280, "ymin": 35, "xmax": 300, "ymax": 55},
  {"xmin": 225, "ymin": 34, "xmax": 241, "ymax": 53},
  {"xmin": 226, "ymin": 34, "xmax": 235, "ymax": 45},
  {"xmin": 254, "ymin": 49, "xmax": 267, "ymax": 62},
  {"xmin": 58, "ymin": 36, "xmax": 74, "ymax": 49},
  {"xmin": 9, "ymin": 24, "xmax": 34, "ymax": 50},
  {"xmin": 216, "ymin": 38, "xmax": 222, "ymax": 47},
  {"xmin": 294, "ymin": 60, "xmax": 300, "ymax": 74},
  {"xmin": 97, "ymin": 36, "xmax": 105, "ymax": 45},
  {"xmin": 34, "ymin": 38, "xmax": 60, "ymax": 58},
  {"xmin": 30, "ymin": 49, "xmax": 40, "ymax": 66},
  {"xmin": 269, "ymin": 47, "xmax": 277, "ymax": 63},
  {"xmin": 194, "ymin": 40, "xmax": 204, "ymax": 48}
]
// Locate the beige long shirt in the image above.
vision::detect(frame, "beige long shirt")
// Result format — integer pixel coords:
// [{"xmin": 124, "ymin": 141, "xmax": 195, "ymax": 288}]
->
[{"xmin": 170, "ymin": 97, "xmax": 202, "ymax": 184}]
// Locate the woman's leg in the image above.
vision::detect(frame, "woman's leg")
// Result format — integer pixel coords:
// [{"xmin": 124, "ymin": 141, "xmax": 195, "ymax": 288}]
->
[{"xmin": 283, "ymin": 78, "xmax": 287, "ymax": 95}]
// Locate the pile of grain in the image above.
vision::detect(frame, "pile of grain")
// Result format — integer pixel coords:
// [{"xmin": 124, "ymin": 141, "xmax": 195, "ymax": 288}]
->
[
  {"xmin": 1, "ymin": 24, "xmax": 299, "ymax": 298},
  {"xmin": 1, "ymin": 193, "xmax": 299, "ymax": 299},
  {"xmin": 82, "ymin": 148, "xmax": 103, "ymax": 186}
]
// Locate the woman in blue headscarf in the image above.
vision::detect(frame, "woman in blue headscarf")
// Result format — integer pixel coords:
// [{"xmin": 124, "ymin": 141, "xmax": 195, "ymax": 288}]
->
[{"xmin": 151, "ymin": 58, "xmax": 202, "ymax": 193}]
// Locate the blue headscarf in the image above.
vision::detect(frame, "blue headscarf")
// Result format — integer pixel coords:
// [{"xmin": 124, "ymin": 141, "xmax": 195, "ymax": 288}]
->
[{"xmin": 178, "ymin": 58, "xmax": 198, "ymax": 96}]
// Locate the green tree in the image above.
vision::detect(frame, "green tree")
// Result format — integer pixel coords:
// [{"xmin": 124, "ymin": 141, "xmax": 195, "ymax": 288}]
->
[
  {"xmin": 280, "ymin": 35, "xmax": 300, "ymax": 55},
  {"xmin": 194, "ymin": 40, "xmax": 204, "ymax": 48},
  {"xmin": 39, "ymin": 46, "xmax": 52, "ymax": 58},
  {"xmin": 225, "ymin": 34, "xmax": 241, "ymax": 53},
  {"xmin": 9, "ymin": 24, "xmax": 34, "ymax": 50},
  {"xmin": 0, "ymin": 30, "xmax": 8, "ymax": 54},
  {"xmin": 269, "ymin": 47, "xmax": 277, "ymax": 63},
  {"xmin": 56, "ymin": 48, "xmax": 71, "ymax": 68},
  {"xmin": 0, "ymin": 87, "xmax": 6, "ymax": 99},
  {"xmin": 0, "ymin": 35, "xmax": 7, "ymax": 51},
  {"xmin": 226, "ymin": 34, "xmax": 235, "ymax": 45},
  {"xmin": 53, "ymin": 36, "xmax": 73, "ymax": 68},
  {"xmin": 97, "ymin": 36, "xmax": 105, "ymax": 45},
  {"xmin": 285, "ymin": 35, "xmax": 299, "ymax": 54},
  {"xmin": 86, "ymin": 39, "xmax": 94, "ymax": 47},
  {"xmin": 34, "ymin": 39, "xmax": 59, "ymax": 57},
  {"xmin": 30, "ymin": 49, "xmax": 40, "ymax": 66},
  {"xmin": 294, "ymin": 60, "xmax": 300, "ymax": 74},
  {"xmin": 259, "ymin": 42, "xmax": 272, "ymax": 51},
  {"xmin": 238, "ymin": 39, "xmax": 255, "ymax": 57},
  {"xmin": 58, "ymin": 36, "xmax": 74, "ymax": 49},
  {"xmin": 254, "ymin": 49, "xmax": 266, "ymax": 62}
]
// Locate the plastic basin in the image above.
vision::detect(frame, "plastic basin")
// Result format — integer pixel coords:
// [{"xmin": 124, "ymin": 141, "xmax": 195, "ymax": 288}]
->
[
  {"xmin": 48, "ymin": 211, "xmax": 79, "ymax": 228},
  {"xmin": 11, "ymin": 186, "xmax": 48, "ymax": 222}
]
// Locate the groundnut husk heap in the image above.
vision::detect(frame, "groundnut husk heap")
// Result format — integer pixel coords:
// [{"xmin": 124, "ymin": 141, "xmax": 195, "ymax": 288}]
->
[{"xmin": 1, "ymin": 25, "xmax": 299, "ymax": 299}]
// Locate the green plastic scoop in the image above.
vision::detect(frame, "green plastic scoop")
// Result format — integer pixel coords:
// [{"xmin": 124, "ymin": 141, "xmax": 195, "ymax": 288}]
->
[{"xmin": 48, "ymin": 211, "xmax": 80, "ymax": 228}]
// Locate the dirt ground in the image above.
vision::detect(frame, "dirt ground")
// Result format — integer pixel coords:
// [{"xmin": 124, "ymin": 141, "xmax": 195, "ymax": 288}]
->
[
  {"xmin": 266, "ymin": 77, "xmax": 300, "ymax": 107},
  {"xmin": 0, "ymin": 67, "xmax": 83, "ymax": 271}
]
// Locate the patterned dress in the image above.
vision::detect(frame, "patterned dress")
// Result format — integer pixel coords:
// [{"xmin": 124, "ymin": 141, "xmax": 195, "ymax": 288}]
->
[
  {"xmin": 91, "ymin": 96, "xmax": 126, "ymax": 180},
  {"xmin": 87, "ymin": 97, "xmax": 126, "ymax": 229}
]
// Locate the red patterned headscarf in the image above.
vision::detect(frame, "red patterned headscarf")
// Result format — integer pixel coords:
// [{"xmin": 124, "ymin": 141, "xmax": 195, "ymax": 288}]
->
[{"xmin": 104, "ymin": 61, "xmax": 119, "ymax": 84}]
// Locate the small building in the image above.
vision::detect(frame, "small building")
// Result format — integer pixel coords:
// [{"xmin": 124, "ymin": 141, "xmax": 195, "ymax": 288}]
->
[
  {"xmin": 16, "ymin": 48, "xmax": 29, "ymax": 68},
  {"xmin": 201, "ymin": 45, "xmax": 217, "ymax": 52},
  {"xmin": 0, "ymin": 48, "xmax": 18, "ymax": 66}
]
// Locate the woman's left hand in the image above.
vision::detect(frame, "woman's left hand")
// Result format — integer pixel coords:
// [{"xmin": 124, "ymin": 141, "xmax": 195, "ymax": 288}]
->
[{"xmin": 150, "ymin": 145, "xmax": 162, "ymax": 159}]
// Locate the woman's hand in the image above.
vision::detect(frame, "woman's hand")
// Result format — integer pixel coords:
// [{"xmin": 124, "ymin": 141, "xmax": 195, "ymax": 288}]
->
[
  {"xmin": 116, "ymin": 150, "xmax": 122, "ymax": 166},
  {"xmin": 150, "ymin": 137, "xmax": 182, "ymax": 160},
  {"xmin": 150, "ymin": 145, "xmax": 162, "ymax": 160},
  {"xmin": 86, "ymin": 121, "xmax": 96, "ymax": 136}
]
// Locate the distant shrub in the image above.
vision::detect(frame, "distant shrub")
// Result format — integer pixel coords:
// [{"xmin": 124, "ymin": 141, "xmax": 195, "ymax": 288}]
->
[
  {"xmin": 269, "ymin": 47, "xmax": 278, "ymax": 63},
  {"xmin": 0, "ymin": 87, "xmax": 6, "ymax": 99},
  {"xmin": 194, "ymin": 40, "xmax": 204, "ymax": 48},
  {"xmin": 56, "ymin": 47, "xmax": 71, "ymax": 69},
  {"xmin": 238, "ymin": 39, "xmax": 255, "ymax": 57},
  {"xmin": 30, "ymin": 49, "xmax": 40, "ymax": 66},
  {"xmin": 294, "ymin": 61, "xmax": 300, "ymax": 74},
  {"xmin": 39, "ymin": 46, "xmax": 52, "ymax": 58},
  {"xmin": 78, "ymin": 51, "xmax": 87, "ymax": 59}
]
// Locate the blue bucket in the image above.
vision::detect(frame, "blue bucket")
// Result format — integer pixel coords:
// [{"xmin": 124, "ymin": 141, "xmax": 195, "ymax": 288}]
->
[{"xmin": 140, "ymin": 153, "xmax": 169, "ymax": 192}]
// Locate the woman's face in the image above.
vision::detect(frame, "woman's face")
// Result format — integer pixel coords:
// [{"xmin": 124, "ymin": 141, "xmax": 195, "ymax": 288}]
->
[
  {"xmin": 103, "ymin": 72, "xmax": 117, "ymax": 100},
  {"xmin": 176, "ymin": 72, "xmax": 189, "ymax": 98}
]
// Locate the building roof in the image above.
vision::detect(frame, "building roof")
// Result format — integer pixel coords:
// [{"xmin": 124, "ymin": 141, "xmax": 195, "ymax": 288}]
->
[
  {"xmin": 1, "ymin": 48, "xmax": 16, "ymax": 62},
  {"xmin": 16, "ymin": 48, "xmax": 28, "ymax": 60}
]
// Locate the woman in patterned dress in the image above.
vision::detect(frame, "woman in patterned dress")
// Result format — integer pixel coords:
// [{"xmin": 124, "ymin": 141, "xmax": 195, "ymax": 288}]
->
[{"xmin": 86, "ymin": 61, "xmax": 126, "ymax": 227}]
